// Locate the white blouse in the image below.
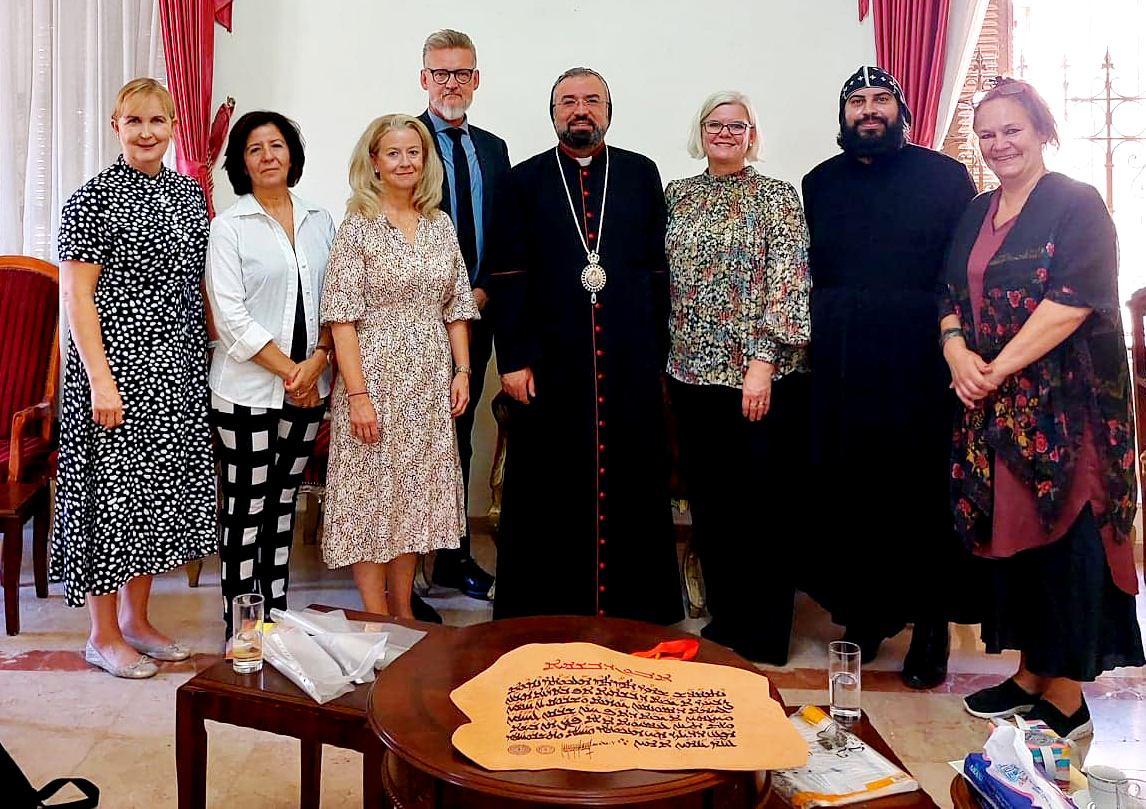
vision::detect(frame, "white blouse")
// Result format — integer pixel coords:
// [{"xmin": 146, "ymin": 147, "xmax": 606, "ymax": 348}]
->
[{"xmin": 207, "ymin": 192, "xmax": 335, "ymax": 408}]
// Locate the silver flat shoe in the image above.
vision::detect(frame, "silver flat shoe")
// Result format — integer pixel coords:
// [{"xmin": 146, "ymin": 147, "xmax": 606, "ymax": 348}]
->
[
  {"xmin": 84, "ymin": 641, "xmax": 159, "ymax": 679},
  {"xmin": 123, "ymin": 634, "xmax": 191, "ymax": 662}
]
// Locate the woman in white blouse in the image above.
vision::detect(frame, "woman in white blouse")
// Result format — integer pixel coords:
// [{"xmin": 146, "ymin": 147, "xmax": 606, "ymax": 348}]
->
[{"xmin": 207, "ymin": 111, "xmax": 335, "ymax": 638}]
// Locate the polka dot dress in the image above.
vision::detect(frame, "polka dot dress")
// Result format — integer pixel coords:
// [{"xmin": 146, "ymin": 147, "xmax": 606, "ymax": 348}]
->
[{"xmin": 51, "ymin": 156, "xmax": 218, "ymax": 607}]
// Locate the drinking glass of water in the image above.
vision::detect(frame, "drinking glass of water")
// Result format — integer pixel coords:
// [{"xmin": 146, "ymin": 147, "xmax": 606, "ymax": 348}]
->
[
  {"xmin": 828, "ymin": 640, "xmax": 861, "ymax": 724},
  {"xmin": 232, "ymin": 593, "xmax": 265, "ymax": 674}
]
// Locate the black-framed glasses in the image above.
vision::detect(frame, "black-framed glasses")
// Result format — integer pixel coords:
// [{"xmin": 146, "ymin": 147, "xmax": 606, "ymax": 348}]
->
[
  {"xmin": 426, "ymin": 68, "xmax": 474, "ymax": 85},
  {"xmin": 702, "ymin": 120, "xmax": 751, "ymax": 135}
]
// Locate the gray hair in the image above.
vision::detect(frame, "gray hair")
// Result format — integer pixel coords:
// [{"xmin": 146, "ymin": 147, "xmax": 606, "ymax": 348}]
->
[
  {"xmin": 549, "ymin": 67, "xmax": 613, "ymax": 119},
  {"xmin": 686, "ymin": 91, "xmax": 761, "ymax": 161},
  {"xmin": 422, "ymin": 29, "xmax": 477, "ymax": 65}
]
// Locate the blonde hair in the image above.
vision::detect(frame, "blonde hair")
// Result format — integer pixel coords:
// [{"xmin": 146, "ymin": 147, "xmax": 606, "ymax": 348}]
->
[
  {"xmin": 422, "ymin": 29, "xmax": 477, "ymax": 65},
  {"xmin": 112, "ymin": 78, "xmax": 176, "ymax": 121},
  {"xmin": 346, "ymin": 115, "xmax": 443, "ymax": 219},
  {"xmin": 686, "ymin": 91, "xmax": 761, "ymax": 162}
]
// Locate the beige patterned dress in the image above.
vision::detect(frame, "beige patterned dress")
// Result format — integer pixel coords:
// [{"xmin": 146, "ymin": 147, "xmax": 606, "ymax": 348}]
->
[{"xmin": 320, "ymin": 209, "xmax": 478, "ymax": 566}]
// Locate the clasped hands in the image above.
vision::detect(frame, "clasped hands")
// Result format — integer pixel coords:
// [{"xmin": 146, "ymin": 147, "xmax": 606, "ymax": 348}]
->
[
  {"xmin": 283, "ymin": 353, "xmax": 326, "ymax": 408},
  {"xmin": 945, "ymin": 342, "xmax": 1003, "ymax": 408}
]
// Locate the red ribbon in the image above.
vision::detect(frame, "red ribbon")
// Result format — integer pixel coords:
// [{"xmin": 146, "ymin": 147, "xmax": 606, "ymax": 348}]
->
[
  {"xmin": 859, "ymin": 0, "xmax": 870, "ymax": 21},
  {"xmin": 631, "ymin": 639, "xmax": 699, "ymax": 661}
]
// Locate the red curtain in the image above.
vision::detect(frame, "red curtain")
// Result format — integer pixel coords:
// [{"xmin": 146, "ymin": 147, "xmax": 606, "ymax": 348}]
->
[
  {"xmin": 158, "ymin": 1, "xmax": 236, "ymax": 217},
  {"xmin": 870, "ymin": 0, "xmax": 952, "ymax": 149}
]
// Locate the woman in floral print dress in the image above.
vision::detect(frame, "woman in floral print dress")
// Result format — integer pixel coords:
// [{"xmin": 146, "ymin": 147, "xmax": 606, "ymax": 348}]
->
[{"xmin": 321, "ymin": 114, "xmax": 477, "ymax": 618}]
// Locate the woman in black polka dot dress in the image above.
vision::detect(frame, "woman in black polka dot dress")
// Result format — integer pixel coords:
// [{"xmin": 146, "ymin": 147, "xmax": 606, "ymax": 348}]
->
[{"xmin": 53, "ymin": 79, "xmax": 217, "ymax": 679}]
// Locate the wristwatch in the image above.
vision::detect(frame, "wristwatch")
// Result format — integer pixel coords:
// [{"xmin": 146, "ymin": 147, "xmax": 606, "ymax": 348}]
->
[
  {"xmin": 315, "ymin": 345, "xmax": 334, "ymax": 365},
  {"xmin": 454, "ymin": 365, "xmax": 472, "ymax": 376}
]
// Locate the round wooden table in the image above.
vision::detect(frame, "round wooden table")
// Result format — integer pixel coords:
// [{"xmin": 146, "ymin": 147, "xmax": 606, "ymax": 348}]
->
[{"xmin": 368, "ymin": 615, "xmax": 780, "ymax": 808}]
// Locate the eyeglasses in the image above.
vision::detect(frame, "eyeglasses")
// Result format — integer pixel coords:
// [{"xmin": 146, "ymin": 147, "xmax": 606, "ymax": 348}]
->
[
  {"xmin": 426, "ymin": 68, "xmax": 474, "ymax": 85},
  {"xmin": 556, "ymin": 96, "xmax": 604, "ymax": 110},
  {"xmin": 702, "ymin": 120, "xmax": 751, "ymax": 135}
]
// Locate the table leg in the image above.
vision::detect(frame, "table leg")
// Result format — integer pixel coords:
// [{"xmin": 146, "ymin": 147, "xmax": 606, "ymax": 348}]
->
[
  {"xmin": 300, "ymin": 737, "xmax": 322, "ymax": 809},
  {"xmin": 32, "ymin": 496, "xmax": 48, "ymax": 598},
  {"xmin": 2, "ymin": 516, "xmax": 23, "ymax": 635},
  {"xmin": 363, "ymin": 740, "xmax": 384, "ymax": 808},
  {"xmin": 176, "ymin": 689, "xmax": 207, "ymax": 809}
]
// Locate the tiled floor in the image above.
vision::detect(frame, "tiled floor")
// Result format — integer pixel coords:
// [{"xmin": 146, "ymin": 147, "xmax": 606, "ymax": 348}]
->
[{"xmin": 1, "ymin": 516, "xmax": 1143, "ymax": 807}]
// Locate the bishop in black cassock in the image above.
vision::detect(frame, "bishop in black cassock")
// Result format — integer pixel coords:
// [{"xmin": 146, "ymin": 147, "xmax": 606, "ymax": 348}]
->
[{"xmin": 487, "ymin": 68, "xmax": 683, "ymax": 624}]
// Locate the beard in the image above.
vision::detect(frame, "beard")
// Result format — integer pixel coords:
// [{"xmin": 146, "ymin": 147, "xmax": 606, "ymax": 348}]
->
[
  {"xmin": 557, "ymin": 116, "xmax": 606, "ymax": 150},
  {"xmin": 837, "ymin": 112, "xmax": 908, "ymax": 158},
  {"xmin": 433, "ymin": 95, "xmax": 470, "ymax": 122}
]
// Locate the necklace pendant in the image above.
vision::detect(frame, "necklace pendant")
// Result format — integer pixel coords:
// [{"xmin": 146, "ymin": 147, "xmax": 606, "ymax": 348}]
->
[{"xmin": 581, "ymin": 261, "xmax": 607, "ymax": 294}]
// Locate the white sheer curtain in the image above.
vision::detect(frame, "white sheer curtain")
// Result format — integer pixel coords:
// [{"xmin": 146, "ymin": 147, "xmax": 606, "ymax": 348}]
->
[
  {"xmin": 934, "ymin": 0, "xmax": 991, "ymax": 151},
  {"xmin": 0, "ymin": 0, "xmax": 165, "ymax": 260}
]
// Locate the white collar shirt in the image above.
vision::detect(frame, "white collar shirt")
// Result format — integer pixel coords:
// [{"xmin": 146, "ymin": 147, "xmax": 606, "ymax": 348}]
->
[{"xmin": 207, "ymin": 191, "xmax": 336, "ymax": 408}]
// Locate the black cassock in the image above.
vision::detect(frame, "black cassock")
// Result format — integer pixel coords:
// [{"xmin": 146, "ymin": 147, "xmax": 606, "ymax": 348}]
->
[
  {"xmin": 801, "ymin": 145, "xmax": 977, "ymax": 636},
  {"xmin": 488, "ymin": 145, "xmax": 683, "ymax": 625}
]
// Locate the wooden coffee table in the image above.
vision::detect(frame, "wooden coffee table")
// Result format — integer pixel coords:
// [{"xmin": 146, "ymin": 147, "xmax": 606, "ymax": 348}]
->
[
  {"xmin": 1, "ymin": 481, "xmax": 49, "ymax": 635},
  {"xmin": 175, "ymin": 608, "xmax": 446, "ymax": 809},
  {"xmin": 368, "ymin": 614, "xmax": 941, "ymax": 809},
  {"xmin": 950, "ymin": 772, "xmax": 986, "ymax": 809},
  {"xmin": 370, "ymin": 615, "xmax": 785, "ymax": 808}
]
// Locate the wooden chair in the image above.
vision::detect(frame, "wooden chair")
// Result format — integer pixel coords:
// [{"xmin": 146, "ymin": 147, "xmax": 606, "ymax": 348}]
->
[
  {"xmin": 0, "ymin": 256, "xmax": 58, "ymax": 614},
  {"xmin": 0, "ymin": 256, "xmax": 59, "ymax": 484}
]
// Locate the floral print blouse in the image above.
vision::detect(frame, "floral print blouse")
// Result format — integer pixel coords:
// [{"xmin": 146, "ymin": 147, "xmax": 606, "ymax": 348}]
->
[
  {"xmin": 665, "ymin": 166, "xmax": 811, "ymax": 388},
  {"xmin": 940, "ymin": 173, "xmax": 1137, "ymax": 549}
]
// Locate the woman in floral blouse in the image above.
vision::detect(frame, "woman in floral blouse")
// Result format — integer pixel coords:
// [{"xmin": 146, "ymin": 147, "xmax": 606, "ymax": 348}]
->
[
  {"xmin": 941, "ymin": 79, "xmax": 1143, "ymax": 740},
  {"xmin": 665, "ymin": 91, "xmax": 811, "ymax": 665}
]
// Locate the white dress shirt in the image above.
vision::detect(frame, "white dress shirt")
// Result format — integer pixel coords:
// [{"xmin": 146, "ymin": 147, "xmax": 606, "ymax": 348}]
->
[{"xmin": 207, "ymin": 192, "xmax": 335, "ymax": 408}]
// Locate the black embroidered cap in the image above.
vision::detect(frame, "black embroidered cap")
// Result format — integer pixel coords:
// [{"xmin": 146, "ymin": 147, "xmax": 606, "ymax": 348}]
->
[{"xmin": 839, "ymin": 66, "xmax": 912, "ymax": 125}]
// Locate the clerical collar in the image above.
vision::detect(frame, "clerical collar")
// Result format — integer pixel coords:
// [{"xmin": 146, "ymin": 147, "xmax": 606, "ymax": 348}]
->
[{"xmin": 558, "ymin": 141, "xmax": 606, "ymax": 166}]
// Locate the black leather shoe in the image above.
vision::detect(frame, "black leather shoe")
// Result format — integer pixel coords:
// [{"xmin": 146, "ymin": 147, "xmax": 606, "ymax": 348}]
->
[
  {"xmin": 841, "ymin": 627, "xmax": 883, "ymax": 664},
  {"xmin": 433, "ymin": 555, "xmax": 495, "ymax": 601},
  {"xmin": 410, "ymin": 592, "xmax": 442, "ymax": 623},
  {"xmin": 901, "ymin": 621, "xmax": 950, "ymax": 689}
]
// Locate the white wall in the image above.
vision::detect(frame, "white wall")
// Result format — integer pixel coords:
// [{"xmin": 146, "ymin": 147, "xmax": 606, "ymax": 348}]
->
[{"xmin": 212, "ymin": 0, "xmax": 875, "ymax": 514}]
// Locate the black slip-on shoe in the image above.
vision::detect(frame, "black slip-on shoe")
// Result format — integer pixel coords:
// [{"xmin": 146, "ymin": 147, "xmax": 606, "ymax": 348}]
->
[
  {"xmin": 963, "ymin": 678, "xmax": 1039, "ymax": 718},
  {"xmin": 1026, "ymin": 697, "xmax": 1093, "ymax": 741}
]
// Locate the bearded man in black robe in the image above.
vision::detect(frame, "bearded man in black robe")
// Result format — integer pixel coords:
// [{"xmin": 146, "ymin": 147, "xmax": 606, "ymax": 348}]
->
[
  {"xmin": 487, "ymin": 67, "xmax": 683, "ymax": 624},
  {"xmin": 802, "ymin": 67, "xmax": 977, "ymax": 688}
]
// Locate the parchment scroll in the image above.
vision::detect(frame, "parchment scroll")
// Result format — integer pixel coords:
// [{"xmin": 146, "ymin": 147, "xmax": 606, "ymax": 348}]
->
[{"xmin": 450, "ymin": 642, "xmax": 807, "ymax": 772}]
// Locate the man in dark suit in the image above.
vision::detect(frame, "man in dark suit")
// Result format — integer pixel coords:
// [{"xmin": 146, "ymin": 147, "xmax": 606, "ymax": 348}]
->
[{"xmin": 417, "ymin": 29, "xmax": 510, "ymax": 600}]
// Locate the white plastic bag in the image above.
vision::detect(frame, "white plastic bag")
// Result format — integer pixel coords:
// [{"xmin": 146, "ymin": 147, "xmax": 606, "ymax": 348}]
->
[
  {"xmin": 982, "ymin": 724, "xmax": 1074, "ymax": 809},
  {"xmin": 263, "ymin": 625, "xmax": 355, "ymax": 704}
]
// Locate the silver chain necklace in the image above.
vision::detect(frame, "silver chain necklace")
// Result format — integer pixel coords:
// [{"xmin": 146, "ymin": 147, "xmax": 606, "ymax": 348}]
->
[{"xmin": 555, "ymin": 146, "xmax": 609, "ymax": 302}]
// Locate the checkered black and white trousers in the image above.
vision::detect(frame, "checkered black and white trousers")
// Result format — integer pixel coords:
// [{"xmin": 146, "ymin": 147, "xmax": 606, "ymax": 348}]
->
[{"xmin": 210, "ymin": 392, "xmax": 325, "ymax": 635}]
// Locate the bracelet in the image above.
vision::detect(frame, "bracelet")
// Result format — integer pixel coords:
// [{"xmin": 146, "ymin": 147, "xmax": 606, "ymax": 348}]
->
[
  {"xmin": 939, "ymin": 327, "xmax": 965, "ymax": 348},
  {"xmin": 454, "ymin": 365, "xmax": 472, "ymax": 376},
  {"xmin": 347, "ymin": 391, "xmax": 369, "ymax": 397}
]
